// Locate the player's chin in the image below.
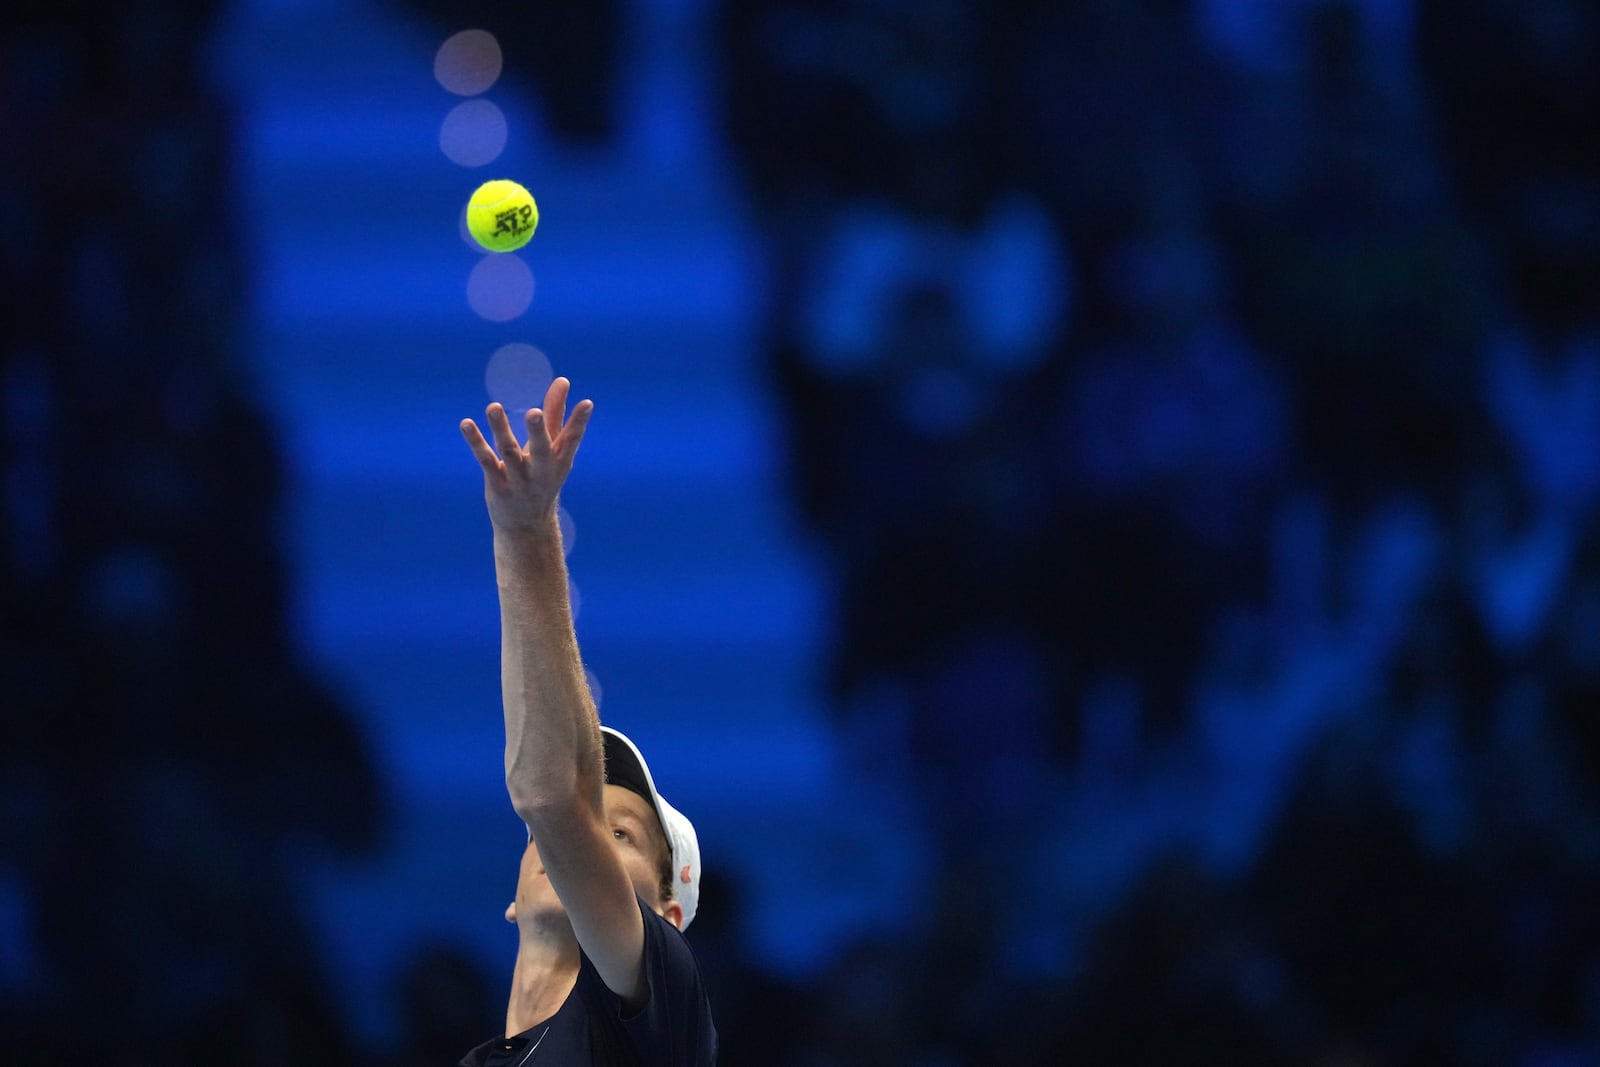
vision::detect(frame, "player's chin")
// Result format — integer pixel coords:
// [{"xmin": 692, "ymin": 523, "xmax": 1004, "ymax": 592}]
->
[
  {"xmin": 520, "ymin": 902, "xmax": 571, "ymax": 933},
  {"xmin": 518, "ymin": 881, "xmax": 565, "ymax": 914}
]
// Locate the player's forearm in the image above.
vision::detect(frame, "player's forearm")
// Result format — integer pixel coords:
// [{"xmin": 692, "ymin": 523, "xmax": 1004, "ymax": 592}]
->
[{"xmin": 494, "ymin": 517, "xmax": 604, "ymax": 821}]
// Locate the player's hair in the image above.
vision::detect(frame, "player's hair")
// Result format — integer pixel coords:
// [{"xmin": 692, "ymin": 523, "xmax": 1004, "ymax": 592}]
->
[{"xmin": 651, "ymin": 828, "xmax": 675, "ymax": 905}]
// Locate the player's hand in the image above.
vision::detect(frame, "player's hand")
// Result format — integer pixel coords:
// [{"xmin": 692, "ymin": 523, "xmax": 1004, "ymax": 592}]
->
[{"xmin": 460, "ymin": 377, "xmax": 594, "ymax": 532}]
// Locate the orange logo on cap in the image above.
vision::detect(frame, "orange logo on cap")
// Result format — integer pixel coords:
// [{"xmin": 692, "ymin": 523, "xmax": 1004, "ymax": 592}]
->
[{"xmin": 680, "ymin": 865, "xmax": 692, "ymax": 884}]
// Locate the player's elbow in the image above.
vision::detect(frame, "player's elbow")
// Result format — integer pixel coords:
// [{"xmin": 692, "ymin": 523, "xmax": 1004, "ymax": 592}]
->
[
  {"xmin": 507, "ymin": 778, "xmax": 591, "ymax": 835},
  {"xmin": 508, "ymin": 782, "xmax": 560, "ymax": 823},
  {"xmin": 505, "ymin": 753, "xmax": 574, "ymax": 811},
  {"xmin": 505, "ymin": 750, "xmax": 600, "ymax": 831}
]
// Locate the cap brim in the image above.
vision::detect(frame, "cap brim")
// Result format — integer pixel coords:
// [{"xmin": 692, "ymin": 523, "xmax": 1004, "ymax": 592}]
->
[
  {"xmin": 600, "ymin": 726, "xmax": 701, "ymax": 929},
  {"xmin": 602, "ymin": 728, "xmax": 658, "ymax": 808}
]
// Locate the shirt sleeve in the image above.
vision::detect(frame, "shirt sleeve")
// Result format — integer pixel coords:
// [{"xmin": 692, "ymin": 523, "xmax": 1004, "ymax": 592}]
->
[{"xmin": 613, "ymin": 896, "xmax": 719, "ymax": 1066}]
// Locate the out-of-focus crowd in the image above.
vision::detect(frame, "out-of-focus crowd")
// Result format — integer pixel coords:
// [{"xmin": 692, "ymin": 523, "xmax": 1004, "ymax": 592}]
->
[
  {"xmin": 1, "ymin": 2, "xmax": 387, "ymax": 1061},
  {"xmin": 711, "ymin": 1, "xmax": 1600, "ymax": 1062}
]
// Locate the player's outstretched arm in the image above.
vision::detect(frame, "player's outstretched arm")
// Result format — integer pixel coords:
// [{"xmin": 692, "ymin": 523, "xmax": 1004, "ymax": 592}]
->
[{"xmin": 460, "ymin": 378, "xmax": 649, "ymax": 1001}]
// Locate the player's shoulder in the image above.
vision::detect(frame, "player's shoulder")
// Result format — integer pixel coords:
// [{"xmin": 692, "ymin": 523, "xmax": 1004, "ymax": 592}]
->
[
  {"xmin": 633, "ymin": 894, "xmax": 713, "ymax": 997},
  {"xmin": 624, "ymin": 897, "xmax": 719, "ymax": 1063},
  {"xmin": 638, "ymin": 896, "xmax": 696, "ymax": 954}
]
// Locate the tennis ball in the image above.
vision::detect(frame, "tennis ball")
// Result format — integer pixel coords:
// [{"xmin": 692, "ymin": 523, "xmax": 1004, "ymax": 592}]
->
[{"xmin": 467, "ymin": 179, "xmax": 539, "ymax": 253}]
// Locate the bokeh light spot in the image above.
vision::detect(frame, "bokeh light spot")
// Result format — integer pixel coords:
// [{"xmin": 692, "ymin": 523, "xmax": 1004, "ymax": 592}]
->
[
  {"xmin": 434, "ymin": 29, "xmax": 502, "ymax": 96},
  {"xmin": 439, "ymin": 98, "xmax": 507, "ymax": 167},
  {"xmin": 484, "ymin": 342, "xmax": 554, "ymax": 419},
  {"xmin": 466, "ymin": 253, "xmax": 535, "ymax": 322}
]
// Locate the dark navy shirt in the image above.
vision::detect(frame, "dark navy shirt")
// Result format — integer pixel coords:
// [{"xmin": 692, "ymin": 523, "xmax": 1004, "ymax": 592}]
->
[{"xmin": 459, "ymin": 898, "xmax": 718, "ymax": 1066}]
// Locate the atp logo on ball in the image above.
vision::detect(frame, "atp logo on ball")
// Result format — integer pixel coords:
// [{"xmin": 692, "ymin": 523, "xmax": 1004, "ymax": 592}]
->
[
  {"xmin": 494, "ymin": 204, "xmax": 535, "ymax": 237},
  {"xmin": 466, "ymin": 179, "xmax": 540, "ymax": 253}
]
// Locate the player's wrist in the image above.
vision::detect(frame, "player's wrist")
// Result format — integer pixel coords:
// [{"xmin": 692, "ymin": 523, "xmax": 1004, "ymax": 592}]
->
[{"xmin": 491, "ymin": 511, "xmax": 564, "ymax": 549}]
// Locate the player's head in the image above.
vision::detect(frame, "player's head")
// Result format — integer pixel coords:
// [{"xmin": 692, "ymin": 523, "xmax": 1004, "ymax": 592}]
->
[
  {"xmin": 600, "ymin": 727, "xmax": 702, "ymax": 930},
  {"xmin": 508, "ymin": 728, "xmax": 702, "ymax": 933}
]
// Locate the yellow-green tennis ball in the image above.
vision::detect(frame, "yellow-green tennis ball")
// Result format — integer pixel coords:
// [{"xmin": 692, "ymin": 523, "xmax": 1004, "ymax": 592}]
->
[{"xmin": 467, "ymin": 179, "xmax": 539, "ymax": 253}]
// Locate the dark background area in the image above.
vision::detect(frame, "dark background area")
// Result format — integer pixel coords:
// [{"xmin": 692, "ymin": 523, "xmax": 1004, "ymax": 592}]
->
[{"xmin": 3, "ymin": 0, "xmax": 1600, "ymax": 1063}]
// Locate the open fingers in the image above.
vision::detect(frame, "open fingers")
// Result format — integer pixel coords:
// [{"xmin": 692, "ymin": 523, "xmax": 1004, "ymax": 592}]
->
[
  {"xmin": 459, "ymin": 418, "xmax": 503, "ymax": 473},
  {"xmin": 556, "ymin": 399, "xmax": 595, "ymax": 457},
  {"xmin": 544, "ymin": 377, "xmax": 570, "ymax": 436},
  {"xmin": 485, "ymin": 403, "xmax": 524, "ymax": 462}
]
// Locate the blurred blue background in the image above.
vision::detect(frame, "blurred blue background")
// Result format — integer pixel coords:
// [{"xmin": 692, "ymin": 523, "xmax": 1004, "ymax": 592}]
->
[{"xmin": 4, "ymin": 0, "xmax": 1600, "ymax": 1062}]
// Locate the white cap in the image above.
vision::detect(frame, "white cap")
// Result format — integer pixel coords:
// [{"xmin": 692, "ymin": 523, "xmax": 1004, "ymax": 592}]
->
[{"xmin": 601, "ymin": 727, "xmax": 702, "ymax": 930}]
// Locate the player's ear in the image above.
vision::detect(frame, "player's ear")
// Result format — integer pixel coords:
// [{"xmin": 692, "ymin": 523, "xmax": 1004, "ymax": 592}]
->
[
  {"xmin": 505, "ymin": 901, "xmax": 518, "ymax": 924},
  {"xmin": 660, "ymin": 899, "xmax": 684, "ymax": 931}
]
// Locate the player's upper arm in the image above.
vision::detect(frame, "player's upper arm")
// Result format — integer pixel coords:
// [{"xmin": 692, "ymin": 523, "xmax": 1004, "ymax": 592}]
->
[{"xmin": 521, "ymin": 800, "xmax": 648, "ymax": 1004}]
